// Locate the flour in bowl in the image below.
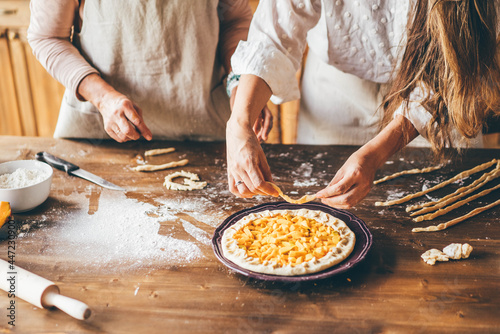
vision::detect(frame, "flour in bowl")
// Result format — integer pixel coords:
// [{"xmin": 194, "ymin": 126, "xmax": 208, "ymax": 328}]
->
[{"xmin": 0, "ymin": 168, "xmax": 49, "ymax": 189}]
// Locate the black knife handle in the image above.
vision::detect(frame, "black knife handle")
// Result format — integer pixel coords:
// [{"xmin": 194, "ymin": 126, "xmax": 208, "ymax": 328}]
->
[{"xmin": 36, "ymin": 152, "xmax": 80, "ymax": 173}]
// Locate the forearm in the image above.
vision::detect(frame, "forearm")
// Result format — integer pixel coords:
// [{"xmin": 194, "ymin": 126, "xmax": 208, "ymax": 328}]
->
[
  {"xmin": 218, "ymin": 0, "xmax": 252, "ymax": 73},
  {"xmin": 357, "ymin": 115, "xmax": 419, "ymax": 168},
  {"xmin": 77, "ymin": 74, "xmax": 117, "ymax": 110},
  {"xmin": 227, "ymin": 74, "xmax": 272, "ymax": 129},
  {"xmin": 28, "ymin": 0, "xmax": 98, "ymax": 100}
]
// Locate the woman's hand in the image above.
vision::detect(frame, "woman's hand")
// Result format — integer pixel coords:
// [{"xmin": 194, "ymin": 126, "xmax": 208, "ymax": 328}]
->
[
  {"xmin": 226, "ymin": 121, "xmax": 278, "ymax": 198},
  {"xmin": 253, "ymin": 106, "xmax": 273, "ymax": 142},
  {"xmin": 315, "ymin": 115, "xmax": 420, "ymax": 208},
  {"xmin": 226, "ymin": 74, "xmax": 278, "ymax": 198},
  {"xmin": 97, "ymin": 91, "xmax": 152, "ymax": 143},
  {"xmin": 315, "ymin": 151, "xmax": 377, "ymax": 208},
  {"xmin": 77, "ymin": 73, "xmax": 152, "ymax": 143}
]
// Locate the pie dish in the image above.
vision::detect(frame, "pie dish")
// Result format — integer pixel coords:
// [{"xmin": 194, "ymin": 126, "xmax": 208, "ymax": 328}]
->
[{"xmin": 212, "ymin": 202, "xmax": 372, "ymax": 282}]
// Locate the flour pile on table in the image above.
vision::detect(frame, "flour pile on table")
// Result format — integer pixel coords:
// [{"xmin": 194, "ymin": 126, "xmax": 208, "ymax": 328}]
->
[{"xmin": 19, "ymin": 191, "xmax": 209, "ymax": 271}]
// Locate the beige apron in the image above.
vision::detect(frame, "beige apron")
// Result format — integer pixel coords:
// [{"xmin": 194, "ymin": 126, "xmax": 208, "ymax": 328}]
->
[
  {"xmin": 298, "ymin": 51, "xmax": 482, "ymax": 147},
  {"xmin": 54, "ymin": 0, "xmax": 231, "ymax": 141}
]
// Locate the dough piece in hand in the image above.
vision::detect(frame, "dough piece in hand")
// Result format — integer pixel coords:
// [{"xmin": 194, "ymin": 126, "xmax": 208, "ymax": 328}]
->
[
  {"xmin": 375, "ymin": 159, "xmax": 497, "ymax": 206},
  {"xmin": 373, "ymin": 165, "xmax": 442, "ymax": 185},
  {"xmin": 267, "ymin": 182, "xmax": 316, "ymax": 204},
  {"xmin": 144, "ymin": 147, "xmax": 175, "ymax": 156},
  {"xmin": 163, "ymin": 170, "xmax": 207, "ymax": 191},
  {"xmin": 132, "ymin": 159, "xmax": 189, "ymax": 172},
  {"xmin": 421, "ymin": 249, "xmax": 449, "ymax": 265},
  {"xmin": 412, "ymin": 198, "xmax": 500, "ymax": 233}
]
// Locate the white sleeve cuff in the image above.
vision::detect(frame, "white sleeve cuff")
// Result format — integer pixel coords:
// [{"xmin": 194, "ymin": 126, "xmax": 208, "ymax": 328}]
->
[{"xmin": 231, "ymin": 40, "xmax": 300, "ymax": 104}]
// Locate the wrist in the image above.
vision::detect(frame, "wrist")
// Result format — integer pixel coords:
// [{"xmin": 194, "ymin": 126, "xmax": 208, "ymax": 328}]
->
[
  {"xmin": 226, "ymin": 71, "xmax": 240, "ymax": 98},
  {"xmin": 78, "ymin": 74, "xmax": 116, "ymax": 111}
]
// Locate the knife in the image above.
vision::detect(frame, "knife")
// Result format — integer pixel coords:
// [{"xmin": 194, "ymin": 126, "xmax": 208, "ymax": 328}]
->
[{"xmin": 36, "ymin": 152, "xmax": 126, "ymax": 191}]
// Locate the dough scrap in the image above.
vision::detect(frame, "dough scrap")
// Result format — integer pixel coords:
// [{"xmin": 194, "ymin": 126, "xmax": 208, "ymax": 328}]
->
[
  {"xmin": 268, "ymin": 182, "xmax": 317, "ymax": 204},
  {"xmin": 412, "ymin": 182, "xmax": 500, "ymax": 222},
  {"xmin": 412, "ymin": 198, "xmax": 500, "ymax": 233},
  {"xmin": 221, "ymin": 208, "xmax": 355, "ymax": 276},
  {"xmin": 144, "ymin": 147, "xmax": 175, "ymax": 156},
  {"xmin": 132, "ymin": 159, "xmax": 189, "ymax": 172},
  {"xmin": 422, "ymin": 243, "xmax": 473, "ymax": 265},
  {"xmin": 421, "ymin": 249, "xmax": 449, "ymax": 265},
  {"xmin": 407, "ymin": 162, "xmax": 500, "ymax": 214},
  {"xmin": 163, "ymin": 170, "xmax": 207, "ymax": 191},
  {"xmin": 375, "ymin": 159, "xmax": 497, "ymax": 206},
  {"xmin": 442, "ymin": 243, "xmax": 463, "ymax": 260},
  {"xmin": 374, "ymin": 165, "xmax": 442, "ymax": 185}
]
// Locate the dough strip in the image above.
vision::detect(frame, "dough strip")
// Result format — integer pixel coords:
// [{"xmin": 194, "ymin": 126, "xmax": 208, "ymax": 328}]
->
[
  {"xmin": 268, "ymin": 182, "xmax": 317, "ymax": 204},
  {"xmin": 375, "ymin": 159, "xmax": 497, "ymax": 206},
  {"xmin": 413, "ymin": 183, "xmax": 500, "ymax": 222},
  {"xmin": 144, "ymin": 147, "xmax": 175, "ymax": 156},
  {"xmin": 409, "ymin": 165, "xmax": 500, "ymax": 216},
  {"xmin": 132, "ymin": 159, "xmax": 189, "ymax": 172},
  {"xmin": 374, "ymin": 165, "xmax": 442, "ymax": 185},
  {"xmin": 412, "ymin": 198, "xmax": 500, "ymax": 233},
  {"xmin": 406, "ymin": 162, "xmax": 500, "ymax": 212}
]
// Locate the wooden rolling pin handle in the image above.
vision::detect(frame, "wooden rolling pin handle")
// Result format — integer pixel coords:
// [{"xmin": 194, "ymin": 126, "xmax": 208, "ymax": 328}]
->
[{"xmin": 42, "ymin": 289, "xmax": 92, "ymax": 320}]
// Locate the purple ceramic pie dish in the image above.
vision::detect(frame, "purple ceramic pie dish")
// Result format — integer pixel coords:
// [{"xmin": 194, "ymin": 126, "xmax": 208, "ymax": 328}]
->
[{"xmin": 212, "ymin": 201, "xmax": 373, "ymax": 282}]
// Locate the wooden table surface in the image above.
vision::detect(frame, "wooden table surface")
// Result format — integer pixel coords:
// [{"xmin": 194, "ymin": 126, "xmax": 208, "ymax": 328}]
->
[{"xmin": 0, "ymin": 136, "xmax": 499, "ymax": 333}]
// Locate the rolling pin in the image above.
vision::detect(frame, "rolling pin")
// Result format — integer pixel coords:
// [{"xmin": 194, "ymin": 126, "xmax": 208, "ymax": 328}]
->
[{"xmin": 0, "ymin": 259, "xmax": 91, "ymax": 320}]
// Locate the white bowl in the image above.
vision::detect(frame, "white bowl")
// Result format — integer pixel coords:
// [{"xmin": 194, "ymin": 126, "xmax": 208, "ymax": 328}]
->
[{"xmin": 0, "ymin": 160, "xmax": 53, "ymax": 213}]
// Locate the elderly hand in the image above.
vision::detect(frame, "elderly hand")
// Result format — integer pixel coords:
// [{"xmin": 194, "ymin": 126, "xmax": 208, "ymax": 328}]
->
[
  {"xmin": 77, "ymin": 73, "xmax": 152, "ymax": 143},
  {"xmin": 253, "ymin": 106, "xmax": 273, "ymax": 142},
  {"xmin": 97, "ymin": 91, "xmax": 153, "ymax": 143}
]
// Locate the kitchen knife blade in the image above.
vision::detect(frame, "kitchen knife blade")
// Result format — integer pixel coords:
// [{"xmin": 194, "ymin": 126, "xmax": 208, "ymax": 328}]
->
[{"xmin": 36, "ymin": 152, "xmax": 126, "ymax": 191}]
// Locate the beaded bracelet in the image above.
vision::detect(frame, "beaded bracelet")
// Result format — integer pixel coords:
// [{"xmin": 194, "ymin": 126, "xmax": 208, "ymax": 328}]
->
[{"xmin": 226, "ymin": 71, "xmax": 241, "ymax": 98}]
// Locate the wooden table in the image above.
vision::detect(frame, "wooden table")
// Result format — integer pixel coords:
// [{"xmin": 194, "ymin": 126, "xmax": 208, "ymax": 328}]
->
[{"xmin": 0, "ymin": 136, "xmax": 499, "ymax": 333}]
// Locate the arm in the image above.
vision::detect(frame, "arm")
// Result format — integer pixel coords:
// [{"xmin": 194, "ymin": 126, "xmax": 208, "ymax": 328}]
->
[
  {"xmin": 227, "ymin": 0, "xmax": 322, "ymax": 198},
  {"xmin": 27, "ymin": 0, "xmax": 97, "ymax": 99},
  {"xmin": 316, "ymin": 115, "xmax": 419, "ymax": 208},
  {"xmin": 218, "ymin": 0, "xmax": 273, "ymax": 141},
  {"xmin": 218, "ymin": 0, "xmax": 252, "ymax": 74},
  {"xmin": 28, "ymin": 0, "xmax": 151, "ymax": 142},
  {"xmin": 226, "ymin": 74, "xmax": 277, "ymax": 197}
]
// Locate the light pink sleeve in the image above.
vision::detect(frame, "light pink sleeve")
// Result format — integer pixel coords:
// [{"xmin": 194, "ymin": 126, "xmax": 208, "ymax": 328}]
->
[
  {"xmin": 218, "ymin": 0, "xmax": 253, "ymax": 72},
  {"xmin": 27, "ymin": 0, "xmax": 99, "ymax": 100}
]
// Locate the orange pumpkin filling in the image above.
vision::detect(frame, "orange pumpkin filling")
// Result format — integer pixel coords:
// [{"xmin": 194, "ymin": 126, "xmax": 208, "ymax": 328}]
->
[{"xmin": 232, "ymin": 214, "xmax": 340, "ymax": 267}]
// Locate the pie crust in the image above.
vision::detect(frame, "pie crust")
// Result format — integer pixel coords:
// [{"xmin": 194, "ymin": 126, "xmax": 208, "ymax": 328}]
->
[{"xmin": 221, "ymin": 208, "xmax": 356, "ymax": 276}]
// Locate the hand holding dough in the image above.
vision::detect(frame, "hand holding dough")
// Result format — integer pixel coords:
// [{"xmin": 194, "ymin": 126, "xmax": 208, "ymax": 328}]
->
[{"xmin": 267, "ymin": 182, "xmax": 317, "ymax": 204}]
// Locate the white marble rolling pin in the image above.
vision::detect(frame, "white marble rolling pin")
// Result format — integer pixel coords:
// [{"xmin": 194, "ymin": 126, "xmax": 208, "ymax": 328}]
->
[{"xmin": 0, "ymin": 259, "xmax": 91, "ymax": 320}]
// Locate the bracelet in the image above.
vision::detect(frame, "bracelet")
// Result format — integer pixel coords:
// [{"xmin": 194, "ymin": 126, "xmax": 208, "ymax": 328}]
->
[{"xmin": 226, "ymin": 71, "xmax": 241, "ymax": 98}]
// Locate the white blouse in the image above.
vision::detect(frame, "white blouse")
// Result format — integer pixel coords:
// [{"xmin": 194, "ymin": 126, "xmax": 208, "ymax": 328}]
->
[{"xmin": 231, "ymin": 0, "xmax": 436, "ymax": 137}]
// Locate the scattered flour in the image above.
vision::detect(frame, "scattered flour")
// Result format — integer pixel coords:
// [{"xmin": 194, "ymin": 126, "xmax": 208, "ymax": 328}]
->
[
  {"xmin": 18, "ymin": 191, "xmax": 208, "ymax": 271},
  {"xmin": 293, "ymin": 178, "xmax": 319, "ymax": 187},
  {"xmin": 292, "ymin": 162, "xmax": 314, "ymax": 178},
  {"xmin": 0, "ymin": 168, "xmax": 49, "ymax": 189},
  {"xmin": 386, "ymin": 190, "xmax": 407, "ymax": 201}
]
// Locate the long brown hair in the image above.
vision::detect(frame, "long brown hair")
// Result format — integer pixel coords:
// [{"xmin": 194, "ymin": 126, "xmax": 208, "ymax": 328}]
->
[{"xmin": 383, "ymin": 0, "xmax": 500, "ymax": 155}]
